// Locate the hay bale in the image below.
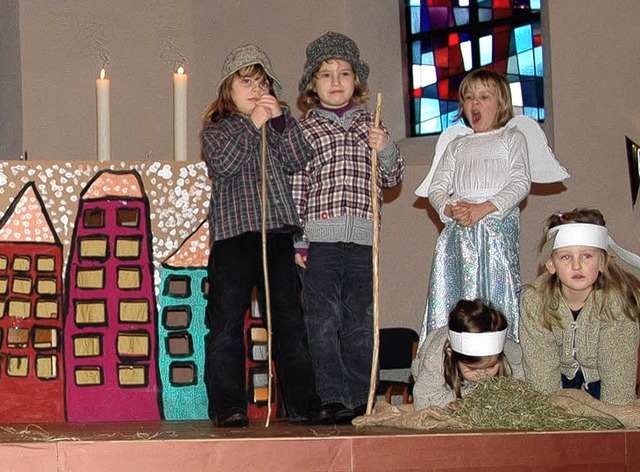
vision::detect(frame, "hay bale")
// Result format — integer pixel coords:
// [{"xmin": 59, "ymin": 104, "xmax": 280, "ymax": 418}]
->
[{"xmin": 452, "ymin": 376, "xmax": 622, "ymax": 431}]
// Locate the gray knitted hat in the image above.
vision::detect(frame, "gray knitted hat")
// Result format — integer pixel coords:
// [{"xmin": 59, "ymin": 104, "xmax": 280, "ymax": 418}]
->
[
  {"xmin": 216, "ymin": 44, "xmax": 283, "ymax": 98},
  {"xmin": 298, "ymin": 31, "xmax": 370, "ymax": 93}
]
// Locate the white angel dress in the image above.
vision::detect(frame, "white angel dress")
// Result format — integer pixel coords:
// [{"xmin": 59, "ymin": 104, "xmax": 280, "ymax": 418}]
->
[{"xmin": 415, "ymin": 115, "xmax": 569, "ymax": 346}]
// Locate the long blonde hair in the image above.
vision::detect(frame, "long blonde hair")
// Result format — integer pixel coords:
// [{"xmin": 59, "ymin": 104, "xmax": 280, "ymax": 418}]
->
[{"xmin": 532, "ymin": 208, "xmax": 640, "ymax": 330}]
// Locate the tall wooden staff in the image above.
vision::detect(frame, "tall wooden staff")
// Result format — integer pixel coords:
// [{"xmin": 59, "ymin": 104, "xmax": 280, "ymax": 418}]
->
[
  {"xmin": 260, "ymin": 123, "xmax": 274, "ymax": 427},
  {"xmin": 366, "ymin": 92, "xmax": 383, "ymax": 415}
]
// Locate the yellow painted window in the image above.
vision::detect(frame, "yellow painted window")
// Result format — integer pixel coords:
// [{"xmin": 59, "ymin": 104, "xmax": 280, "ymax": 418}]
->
[
  {"xmin": 36, "ymin": 355, "xmax": 58, "ymax": 379},
  {"xmin": 79, "ymin": 237, "xmax": 108, "ymax": 258},
  {"xmin": 76, "ymin": 301, "xmax": 106, "ymax": 325},
  {"xmin": 118, "ymin": 365, "xmax": 146, "ymax": 386},
  {"xmin": 7, "ymin": 356, "xmax": 29, "ymax": 377},
  {"xmin": 36, "ymin": 300, "xmax": 58, "ymax": 319},
  {"xmin": 36, "ymin": 256, "xmax": 55, "ymax": 272},
  {"xmin": 119, "ymin": 300, "xmax": 149, "ymax": 323},
  {"xmin": 76, "ymin": 268, "xmax": 104, "ymax": 289},
  {"xmin": 74, "ymin": 335, "xmax": 101, "ymax": 357},
  {"xmin": 75, "ymin": 367, "xmax": 102, "ymax": 386}
]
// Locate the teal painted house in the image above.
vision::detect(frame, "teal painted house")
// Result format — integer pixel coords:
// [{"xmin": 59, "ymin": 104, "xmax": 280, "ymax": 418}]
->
[{"xmin": 158, "ymin": 219, "xmax": 209, "ymax": 420}]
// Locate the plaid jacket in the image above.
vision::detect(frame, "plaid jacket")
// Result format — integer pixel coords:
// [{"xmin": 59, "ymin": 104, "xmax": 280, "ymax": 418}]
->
[
  {"xmin": 291, "ymin": 106, "xmax": 405, "ymax": 234},
  {"xmin": 202, "ymin": 109, "xmax": 311, "ymax": 242}
]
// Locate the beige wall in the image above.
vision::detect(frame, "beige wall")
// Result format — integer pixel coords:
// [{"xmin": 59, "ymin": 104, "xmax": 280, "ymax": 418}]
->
[
  {"xmin": 5, "ymin": 1, "xmax": 640, "ymax": 332},
  {"xmin": 0, "ymin": 0, "xmax": 22, "ymax": 159}
]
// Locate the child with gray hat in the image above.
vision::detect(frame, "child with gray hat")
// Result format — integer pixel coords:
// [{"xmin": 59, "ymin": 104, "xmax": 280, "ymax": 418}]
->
[
  {"xmin": 291, "ymin": 31, "xmax": 406, "ymax": 422},
  {"xmin": 201, "ymin": 44, "xmax": 333, "ymax": 427}
]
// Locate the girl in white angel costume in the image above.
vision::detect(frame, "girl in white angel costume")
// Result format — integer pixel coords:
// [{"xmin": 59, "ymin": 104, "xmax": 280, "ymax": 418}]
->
[{"xmin": 415, "ymin": 69, "xmax": 569, "ymax": 346}]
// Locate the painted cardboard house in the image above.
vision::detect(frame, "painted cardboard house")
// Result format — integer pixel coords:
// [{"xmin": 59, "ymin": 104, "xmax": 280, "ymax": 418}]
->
[
  {"xmin": 0, "ymin": 183, "xmax": 65, "ymax": 423},
  {"xmin": 0, "ymin": 161, "xmax": 284, "ymax": 423},
  {"xmin": 64, "ymin": 170, "xmax": 161, "ymax": 421},
  {"xmin": 158, "ymin": 219, "xmax": 210, "ymax": 420}
]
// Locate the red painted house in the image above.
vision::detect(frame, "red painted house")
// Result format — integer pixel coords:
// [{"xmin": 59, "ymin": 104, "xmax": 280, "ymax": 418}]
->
[
  {"xmin": 64, "ymin": 170, "xmax": 160, "ymax": 421},
  {"xmin": 0, "ymin": 182, "xmax": 65, "ymax": 422}
]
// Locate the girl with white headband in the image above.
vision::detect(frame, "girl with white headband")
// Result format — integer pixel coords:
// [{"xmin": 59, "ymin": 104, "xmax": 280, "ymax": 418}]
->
[
  {"xmin": 412, "ymin": 299, "xmax": 523, "ymax": 410},
  {"xmin": 519, "ymin": 208, "xmax": 640, "ymax": 405}
]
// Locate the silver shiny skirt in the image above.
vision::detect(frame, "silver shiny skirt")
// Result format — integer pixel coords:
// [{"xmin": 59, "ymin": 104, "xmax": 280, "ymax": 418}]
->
[{"xmin": 419, "ymin": 210, "xmax": 522, "ymax": 346}]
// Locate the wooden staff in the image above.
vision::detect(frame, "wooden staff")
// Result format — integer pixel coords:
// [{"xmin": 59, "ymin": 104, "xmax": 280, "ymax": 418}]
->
[
  {"xmin": 260, "ymin": 123, "xmax": 274, "ymax": 427},
  {"xmin": 366, "ymin": 92, "xmax": 383, "ymax": 415}
]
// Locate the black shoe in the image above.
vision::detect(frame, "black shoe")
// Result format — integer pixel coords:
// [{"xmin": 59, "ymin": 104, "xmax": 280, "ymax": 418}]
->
[
  {"xmin": 323, "ymin": 402, "xmax": 353, "ymax": 425},
  {"xmin": 215, "ymin": 408, "xmax": 249, "ymax": 428},
  {"xmin": 291, "ymin": 403, "xmax": 339, "ymax": 425},
  {"xmin": 351, "ymin": 404, "xmax": 367, "ymax": 418}
]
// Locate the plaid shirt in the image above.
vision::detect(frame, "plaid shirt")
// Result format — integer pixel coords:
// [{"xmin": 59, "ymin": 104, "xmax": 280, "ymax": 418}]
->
[
  {"xmin": 202, "ymin": 109, "xmax": 311, "ymax": 242},
  {"xmin": 291, "ymin": 106, "xmax": 405, "ymax": 230}
]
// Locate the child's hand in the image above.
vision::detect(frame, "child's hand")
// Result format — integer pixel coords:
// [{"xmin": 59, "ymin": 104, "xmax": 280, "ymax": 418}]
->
[
  {"xmin": 450, "ymin": 201, "xmax": 471, "ymax": 225},
  {"xmin": 451, "ymin": 201, "xmax": 497, "ymax": 226},
  {"xmin": 294, "ymin": 253, "xmax": 307, "ymax": 269},
  {"xmin": 251, "ymin": 94, "xmax": 283, "ymax": 128},
  {"xmin": 368, "ymin": 126, "xmax": 389, "ymax": 152}
]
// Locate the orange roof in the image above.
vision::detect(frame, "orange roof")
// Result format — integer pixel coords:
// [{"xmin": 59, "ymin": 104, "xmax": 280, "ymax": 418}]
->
[
  {"xmin": 164, "ymin": 220, "xmax": 210, "ymax": 268},
  {"xmin": 0, "ymin": 185, "xmax": 57, "ymax": 243},
  {"xmin": 83, "ymin": 172, "xmax": 143, "ymax": 199}
]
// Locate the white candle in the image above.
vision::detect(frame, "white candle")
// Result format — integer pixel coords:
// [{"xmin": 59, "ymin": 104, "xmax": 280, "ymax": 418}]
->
[
  {"xmin": 96, "ymin": 68, "xmax": 111, "ymax": 162},
  {"xmin": 173, "ymin": 66, "xmax": 188, "ymax": 161}
]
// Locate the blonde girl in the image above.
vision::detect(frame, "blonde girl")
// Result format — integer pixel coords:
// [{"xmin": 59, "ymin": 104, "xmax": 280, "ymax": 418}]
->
[
  {"xmin": 416, "ymin": 69, "xmax": 531, "ymax": 345},
  {"xmin": 520, "ymin": 208, "xmax": 640, "ymax": 404}
]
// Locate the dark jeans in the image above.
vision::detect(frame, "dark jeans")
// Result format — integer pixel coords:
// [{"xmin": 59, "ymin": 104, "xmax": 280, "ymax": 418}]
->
[
  {"xmin": 562, "ymin": 371, "xmax": 601, "ymax": 400},
  {"xmin": 301, "ymin": 242, "xmax": 373, "ymax": 409},
  {"xmin": 204, "ymin": 232, "xmax": 320, "ymax": 420}
]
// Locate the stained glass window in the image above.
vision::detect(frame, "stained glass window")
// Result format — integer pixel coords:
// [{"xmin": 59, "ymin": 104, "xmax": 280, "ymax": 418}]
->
[{"xmin": 406, "ymin": 0, "xmax": 544, "ymax": 136}]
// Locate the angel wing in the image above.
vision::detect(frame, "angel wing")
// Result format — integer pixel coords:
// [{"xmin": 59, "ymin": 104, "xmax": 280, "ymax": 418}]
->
[
  {"xmin": 414, "ymin": 124, "xmax": 473, "ymax": 197},
  {"xmin": 506, "ymin": 115, "xmax": 570, "ymax": 184}
]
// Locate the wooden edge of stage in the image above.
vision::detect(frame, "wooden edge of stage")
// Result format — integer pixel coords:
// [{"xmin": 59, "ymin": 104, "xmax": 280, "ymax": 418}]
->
[{"xmin": 1, "ymin": 420, "xmax": 640, "ymax": 471}]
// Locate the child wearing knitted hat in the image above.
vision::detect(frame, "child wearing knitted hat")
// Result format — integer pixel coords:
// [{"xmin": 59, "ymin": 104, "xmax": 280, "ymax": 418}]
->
[
  {"xmin": 292, "ymin": 31, "xmax": 406, "ymax": 422},
  {"xmin": 201, "ymin": 44, "xmax": 332, "ymax": 427}
]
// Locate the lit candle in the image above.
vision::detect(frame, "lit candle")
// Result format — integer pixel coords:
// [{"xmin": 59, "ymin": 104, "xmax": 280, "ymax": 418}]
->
[
  {"xmin": 96, "ymin": 68, "xmax": 111, "ymax": 162},
  {"xmin": 173, "ymin": 66, "xmax": 188, "ymax": 161}
]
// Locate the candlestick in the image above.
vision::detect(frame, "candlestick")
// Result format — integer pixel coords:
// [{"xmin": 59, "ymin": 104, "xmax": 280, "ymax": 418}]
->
[
  {"xmin": 96, "ymin": 68, "xmax": 111, "ymax": 162},
  {"xmin": 173, "ymin": 66, "xmax": 188, "ymax": 161}
]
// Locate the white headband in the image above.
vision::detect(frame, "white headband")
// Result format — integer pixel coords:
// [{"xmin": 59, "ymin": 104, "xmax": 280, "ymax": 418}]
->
[
  {"xmin": 448, "ymin": 329, "xmax": 507, "ymax": 357},
  {"xmin": 548, "ymin": 223, "xmax": 608, "ymax": 250},
  {"xmin": 548, "ymin": 223, "xmax": 640, "ymax": 269}
]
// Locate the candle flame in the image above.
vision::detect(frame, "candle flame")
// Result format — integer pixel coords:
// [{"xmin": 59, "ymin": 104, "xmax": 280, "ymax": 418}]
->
[
  {"xmin": 100, "ymin": 68, "xmax": 106, "ymax": 80},
  {"xmin": 177, "ymin": 66, "xmax": 185, "ymax": 75}
]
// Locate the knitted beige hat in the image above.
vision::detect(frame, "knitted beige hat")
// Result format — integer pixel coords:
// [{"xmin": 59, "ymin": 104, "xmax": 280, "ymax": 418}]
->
[
  {"xmin": 216, "ymin": 44, "xmax": 283, "ymax": 98},
  {"xmin": 298, "ymin": 31, "xmax": 369, "ymax": 93}
]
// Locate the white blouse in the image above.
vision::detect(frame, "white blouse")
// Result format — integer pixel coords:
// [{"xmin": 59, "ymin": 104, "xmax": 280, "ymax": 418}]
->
[{"xmin": 427, "ymin": 126, "xmax": 531, "ymax": 223}]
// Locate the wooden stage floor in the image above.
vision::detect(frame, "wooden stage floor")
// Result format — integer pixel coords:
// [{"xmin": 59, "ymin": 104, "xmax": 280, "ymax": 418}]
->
[{"xmin": 2, "ymin": 418, "xmax": 640, "ymax": 471}]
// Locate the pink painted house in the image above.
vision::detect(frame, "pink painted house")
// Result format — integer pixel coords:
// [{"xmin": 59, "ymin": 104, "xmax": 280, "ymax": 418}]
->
[{"xmin": 64, "ymin": 170, "xmax": 160, "ymax": 421}]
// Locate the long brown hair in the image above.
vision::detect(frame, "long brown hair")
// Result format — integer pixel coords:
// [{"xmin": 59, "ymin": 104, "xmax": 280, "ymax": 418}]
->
[
  {"xmin": 443, "ymin": 299, "xmax": 512, "ymax": 399},
  {"xmin": 201, "ymin": 64, "xmax": 273, "ymax": 125},
  {"xmin": 530, "ymin": 208, "xmax": 640, "ymax": 330}
]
